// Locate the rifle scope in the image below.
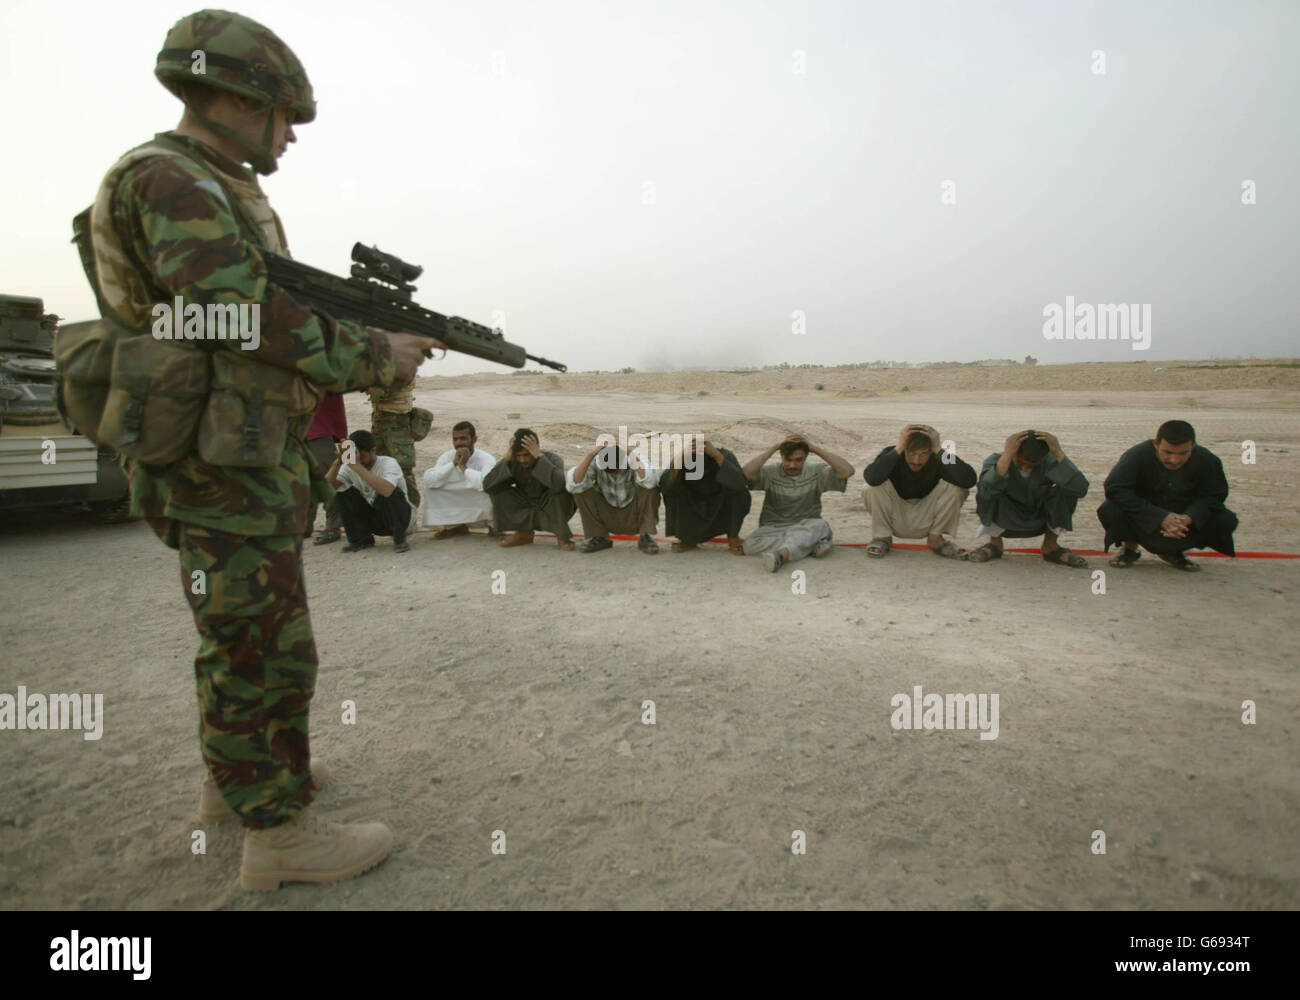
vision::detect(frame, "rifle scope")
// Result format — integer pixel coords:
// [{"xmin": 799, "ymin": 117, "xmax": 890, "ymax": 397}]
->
[{"xmin": 351, "ymin": 243, "xmax": 423, "ymax": 284}]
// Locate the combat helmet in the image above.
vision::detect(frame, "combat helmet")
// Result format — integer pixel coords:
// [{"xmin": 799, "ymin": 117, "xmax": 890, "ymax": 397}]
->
[{"xmin": 155, "ymin": 9, "xmax": 315, "ymax": 175}]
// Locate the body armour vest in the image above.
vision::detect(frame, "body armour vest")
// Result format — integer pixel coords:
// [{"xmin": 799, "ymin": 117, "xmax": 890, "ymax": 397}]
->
[{"xmin": 76, "ymin": 133, "xmax": 321, "ymax": 467}]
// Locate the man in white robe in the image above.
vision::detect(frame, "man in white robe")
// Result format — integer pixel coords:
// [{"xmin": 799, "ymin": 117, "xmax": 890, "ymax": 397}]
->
[{"xmin": 422, "ymin": 421, "xmax": 497, "ymax": 537}]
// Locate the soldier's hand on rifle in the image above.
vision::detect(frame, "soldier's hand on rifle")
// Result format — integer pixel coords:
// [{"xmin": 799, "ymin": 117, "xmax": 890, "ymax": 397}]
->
[{"xmin": 385, "ymin": 332, "xmax": 443, "ymax": 382}]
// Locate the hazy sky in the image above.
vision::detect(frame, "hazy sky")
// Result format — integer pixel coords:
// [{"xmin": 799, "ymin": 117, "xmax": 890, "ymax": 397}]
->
[{"xmin": 3, "ymin": 0, "xmax": 1296, "ymax": 374}]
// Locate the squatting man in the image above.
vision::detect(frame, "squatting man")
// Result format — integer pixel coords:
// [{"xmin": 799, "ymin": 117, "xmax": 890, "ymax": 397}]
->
[
  {"xmin": 423, "ymin": 420, "xmax": 497, "ymax": 538},
  {"xmin": 326, "ymin": 429, "xmax": 420, "ymax": 553}
]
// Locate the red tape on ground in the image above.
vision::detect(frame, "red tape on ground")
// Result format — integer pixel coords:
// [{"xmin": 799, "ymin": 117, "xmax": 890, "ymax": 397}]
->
[{"xmin": 415, "ymin": 528, "xmax": 1298, "ymax": 558}]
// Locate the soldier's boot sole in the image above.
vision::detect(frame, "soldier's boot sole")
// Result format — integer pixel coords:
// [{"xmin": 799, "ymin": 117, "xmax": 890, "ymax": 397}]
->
[
  {"xmin": 239, "ymin": 812, "xmax": 394, "ymax": 891},
  {"xmin": 198, "ymin": 762, "xmax": 331, "ymax": 824}
]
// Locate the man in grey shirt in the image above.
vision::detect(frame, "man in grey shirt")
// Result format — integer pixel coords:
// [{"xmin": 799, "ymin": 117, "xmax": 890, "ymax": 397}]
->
[{"xmin": 741, "ymin": 435, "xmax": 854, "ymax": 571}]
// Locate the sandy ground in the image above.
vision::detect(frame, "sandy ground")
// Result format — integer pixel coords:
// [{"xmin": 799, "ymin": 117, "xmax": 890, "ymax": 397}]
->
[{"xmin": 1, "ymin": 361, "xmax": 1297, "ymax": 909}]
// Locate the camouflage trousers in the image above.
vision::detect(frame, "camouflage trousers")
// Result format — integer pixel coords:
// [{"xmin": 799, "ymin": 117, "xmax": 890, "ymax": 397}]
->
[
  {"xmin": 371, "ymin": 410, "xmax": 419, "ymax": 506},
  {"xmin": 178, "ymin": 523, "xmax": 318, "ymax": 829}
]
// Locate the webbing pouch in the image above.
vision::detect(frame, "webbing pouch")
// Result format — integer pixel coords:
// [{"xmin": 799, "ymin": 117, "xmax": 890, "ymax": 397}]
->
[
  {"xmin": 410, "ymin": 406, "xmax": 434, "ymax": 442},
  {"xmin": 198, "ymin": 352, "xmax": 297, "ymax": 467},
  {"xmin": 53, "ymin": 314, "xmax": 127, "ymax": 442},
  {"xmin": 98, "ymin": 336, "xmax": 209, "ymax": 463}
]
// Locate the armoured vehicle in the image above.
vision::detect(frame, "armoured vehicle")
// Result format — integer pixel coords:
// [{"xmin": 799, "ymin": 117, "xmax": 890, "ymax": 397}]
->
[{"xmin": 0, "ymin": 294, "xmax": 132, "ymax": 519}]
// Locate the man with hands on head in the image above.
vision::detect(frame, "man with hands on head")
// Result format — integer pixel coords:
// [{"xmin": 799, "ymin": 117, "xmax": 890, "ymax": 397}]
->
[
  {"xmin": 862, "ymin": 423, "xmax": 975, "ymax": 559},
  {"xmin": 659, "ymin": 436, "xmax": 751, "ymax": 553},
  {"xmin": 741, "ymin": 434, "xmax": 854, "ymax": 572},
  {"xmin": 967, "ymin": 429, "xmax": 1089, "ymax": 567},
  {"xmin": 484, "ymin": 428, "xmax": 577, "ymax": 549},
  {"xmin": 567, "ymin": 435, "xmax": 662, "ymax": 554}
]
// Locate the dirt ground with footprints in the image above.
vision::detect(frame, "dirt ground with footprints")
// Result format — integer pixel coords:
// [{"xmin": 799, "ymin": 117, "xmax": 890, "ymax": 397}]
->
[{"xmin": 1, "ymin": 360, "xmax": 1297, "ymax": 909}]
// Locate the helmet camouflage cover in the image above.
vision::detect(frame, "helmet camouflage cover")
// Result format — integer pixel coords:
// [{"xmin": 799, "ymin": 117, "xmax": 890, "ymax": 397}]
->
[
  {"xmin": 153, "ymin": 10, "xmax": 312, "ymax": 173},
  {"xmin": 156, "ymin": 9, "xmax": 315, "ymax": 124}
]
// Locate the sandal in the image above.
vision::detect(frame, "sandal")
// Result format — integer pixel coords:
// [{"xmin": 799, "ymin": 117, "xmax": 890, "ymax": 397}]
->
[
  {"xmin": 962, "ymin": 542, "xmax": 1002, "ymax": 563},
  {"xmin": 312, "ymin": 529, "xmax": 341, "ymax": 545},
  {"xmin": 930, "ymin": 539, "xmax": 961, "ymax": 559},
  {"xmin": 580, "ymin": 536, "xmax": 613, "ymax": 554},
  {"xmin": 1109, "ymin": 548, "xmax": 1141, "ymax": 568},
  {"xmin": 556, "ymin": 537, "xmax": 576, "ymax": 550},
  {"xmin": 728, "ymin": 537, "xmax": 745, "ymax": 555},
  {"xmin": 865, "ymin": 538, "xmax": 892, "ymax": 558},
  {"xmin": 1042, "ymin": 547, "xmax": 1088, "ymax": 568},
  {"xmin": 638, "ymin": 534, "xmax": 660, "ymax": 554},
  {"xmin": 672, "ymin": 541, "xmax": 697, "ymax": 553},
  {"xmin": 1158, "ymin": 553, "xmax": 1201, "ymax": 572}
]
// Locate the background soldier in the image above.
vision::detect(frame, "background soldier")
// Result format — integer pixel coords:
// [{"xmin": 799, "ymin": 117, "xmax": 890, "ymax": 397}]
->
[
  {"xmin": 368, "ymin": 379, "xmax": 421, "ymax": 507},
  {"xmin": 80, "ymin": 9, "xmax": 429, "ymax": 890},
  {"xmin": 306, "ymin": 392, "xmax": 347, "ymax": 544}
]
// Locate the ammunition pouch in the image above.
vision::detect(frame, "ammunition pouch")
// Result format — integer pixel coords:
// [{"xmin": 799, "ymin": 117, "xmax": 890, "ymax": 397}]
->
[
  {"xmin": 98, "ymin": 335, "xmax": 209, "ymax": 464},
  {"xmin": 410, "ymin": 406, "xmax": 433, "ymax": 442},
  {"xmin": 52, "ymin": 314, "xmax": 125, "ymax": 442},
  {"xmin": 198, "ymin": 352, "xmax": 321, "ymax": 467},
  {"xmin": 56, "ymin": 205, "xmax": 124, "ymax": 443}
]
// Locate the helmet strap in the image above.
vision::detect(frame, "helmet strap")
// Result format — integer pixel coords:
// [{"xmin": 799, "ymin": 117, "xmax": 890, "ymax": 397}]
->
[
  {"xmin": 188, "ymin": 102, "xmax": 278, "ymax": 175},
  {"xmin": 255, "ymin": 106, "xmax": 280, "ymax": 176}
]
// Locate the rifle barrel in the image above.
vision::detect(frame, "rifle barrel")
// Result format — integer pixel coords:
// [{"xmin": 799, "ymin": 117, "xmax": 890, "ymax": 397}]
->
[{"xmin": 263, "ymin": 251, "xmax": 566, "ymax": 373}]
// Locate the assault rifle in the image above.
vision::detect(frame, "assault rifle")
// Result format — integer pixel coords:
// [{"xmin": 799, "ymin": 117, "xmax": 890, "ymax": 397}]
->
[{"xmin": 263, "ymin": 243, "xmax": 566, "ymax": 372}]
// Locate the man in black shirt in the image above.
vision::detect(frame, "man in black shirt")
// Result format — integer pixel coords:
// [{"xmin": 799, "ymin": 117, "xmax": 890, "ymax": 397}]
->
[
  {"xmin": 862, "ymin": 424, "xmax": 976, "ymax": 558},
  {"xmin": 660, "ymin": 437, "xmax": 752, "ymax": 553},
  {"xmin": 1098, "ymin": 419, "xmax": 1238, "ymax": 572}
]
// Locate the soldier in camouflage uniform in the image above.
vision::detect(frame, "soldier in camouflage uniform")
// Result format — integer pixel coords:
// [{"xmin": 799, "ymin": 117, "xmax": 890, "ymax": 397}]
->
[
  {"xmin": 84, "ymin": 9, "xmax": 431, "ymax": 890},
  {"xmin": 368, "ymin": 380, "xmax": 420, "ymax": 507}
]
